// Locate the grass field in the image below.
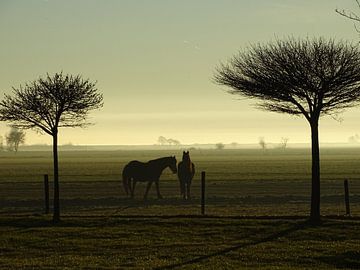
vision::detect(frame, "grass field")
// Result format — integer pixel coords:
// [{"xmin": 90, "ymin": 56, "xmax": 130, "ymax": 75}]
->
[
  {"xmin": 1, "ymin": 148, "xmax": 360, "ymax": 269},
  {"xmin": 1, "ymin": 216, "xmax": 360, "ymax": 269},
  {"xmin": 1, "ymin": 148, "xmax": 360, "ymax": 216}
]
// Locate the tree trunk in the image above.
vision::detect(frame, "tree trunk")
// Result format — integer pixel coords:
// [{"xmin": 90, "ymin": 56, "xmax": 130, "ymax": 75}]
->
[
  {"xmin": 52, "ymin": 130, "xmax": 60, "ymax": 223},
  {"xmin": 310, "ymin": 120, "xmax": 321, "ymax": 222}
]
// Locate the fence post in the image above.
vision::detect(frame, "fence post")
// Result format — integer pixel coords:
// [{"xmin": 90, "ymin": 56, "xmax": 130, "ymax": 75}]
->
[
  {"xmin": 201, "ymin": 171, "xmax": 206, "ymax": 215},
  {"xmin": 344, "ymin": 179, "xmax": 350, "ymax": 216},
  {"xmin": 44, "ymin": 174, "xmax": 49, "ymax": 214}
]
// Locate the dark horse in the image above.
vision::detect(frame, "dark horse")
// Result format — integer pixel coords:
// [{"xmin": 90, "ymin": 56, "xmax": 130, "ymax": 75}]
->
[
  {"xmin": 122, "ymin": 156, "xmax": 177, "ymax": 199},
  {"xmin": 177, "ymin": 151, "xmax": 195, "ymax": 200}
]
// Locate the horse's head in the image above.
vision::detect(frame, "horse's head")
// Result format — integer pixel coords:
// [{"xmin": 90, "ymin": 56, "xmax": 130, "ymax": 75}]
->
[
  {"xmin": 169, "ymin": 156, "xmax": 177, "ymax": 174},
  {"xmin": 182, "ymin": 151, "xmax": 190, "ymax": 161}
]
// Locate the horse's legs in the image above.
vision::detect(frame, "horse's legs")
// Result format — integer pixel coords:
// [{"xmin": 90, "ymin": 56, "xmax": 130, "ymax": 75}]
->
[
  {"xmin": 127, "ymin": 178, "xmax": 132, "ymax": 197},
  {"xmin": 183, "ymin": 181, "xmax": 187, "ymax": 200},
  {"xmin": 144, "ymin": 181, "xmax": 153, "ymax": 200},
  {"xmin": 186, "ymin": 181, "xmax": 191, "ymax": 200},
  {"xmin": 179, "ymin": 180, "xmax": 184, "ymax": 196},
  {"xmin": 180, "ymin": 179, "xmax": 185, "ymax": 199},
  {"xmin": 130, "ymin": 180, "xmax": 137, "ymax": 198},
  {"xmin": 155, "ymin": 180, "xmax": 163, "ymax": 199}
]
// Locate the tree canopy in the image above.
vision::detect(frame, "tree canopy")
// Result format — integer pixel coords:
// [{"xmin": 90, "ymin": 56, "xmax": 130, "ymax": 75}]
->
[
  {"xmin": 0, "ymin": 73, "xmax": 103, "ymax": 136},
  {"xmin": 215, "ymin": 38, "xmax": 360, "ymax": 123}
]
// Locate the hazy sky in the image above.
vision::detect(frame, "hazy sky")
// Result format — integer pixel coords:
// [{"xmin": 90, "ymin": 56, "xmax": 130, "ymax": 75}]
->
[{"xmin": 0, "ymin": 0, "xmax": 359, "ymax": 145}]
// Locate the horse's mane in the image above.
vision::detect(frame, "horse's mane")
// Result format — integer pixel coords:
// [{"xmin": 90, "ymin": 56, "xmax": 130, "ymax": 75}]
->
[{"xmin": 148, "ymin": 156, "xmax": 174, "ymax": 163}]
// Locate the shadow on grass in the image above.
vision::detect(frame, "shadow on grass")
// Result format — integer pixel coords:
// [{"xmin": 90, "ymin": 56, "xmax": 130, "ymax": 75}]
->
[
  {"xmin": 0, "ymin": 217, "xmax": 56, "ymax": 228},
  {"xmin": 0, "ymin": 214, "xmax": 321, "ymax": 232},
  {"xmin": 317, "ymin": 251, "xmax": 360, "ymax": 269},
  {"xmin": 154, "ymin": 220, "xmax": 310, "ymax": 270},
  {"xmin": 2, "ymin": 195, "xmax": 360, "ymax": 211}
]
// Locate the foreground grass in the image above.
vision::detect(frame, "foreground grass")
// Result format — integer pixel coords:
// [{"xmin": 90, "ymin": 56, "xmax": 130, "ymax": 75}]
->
[{"xmin": 1, "ymin": 216, "xmax": 360, "ymax": 269}]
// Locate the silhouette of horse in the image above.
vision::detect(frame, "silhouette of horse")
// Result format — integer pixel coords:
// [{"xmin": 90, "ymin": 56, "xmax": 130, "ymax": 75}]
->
[
  {"xmin": 177, "ymin": 151, "xmax": 195, "ymax": 200},
  {"xmin": 122, "ymin": 156, "xmax": 177, "ymax": 199}
]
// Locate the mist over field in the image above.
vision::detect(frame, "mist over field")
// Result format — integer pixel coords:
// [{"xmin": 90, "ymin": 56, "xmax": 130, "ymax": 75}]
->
[{"xmin": 14, "ymin": 142, "xmax": 360, "ymax": 152}]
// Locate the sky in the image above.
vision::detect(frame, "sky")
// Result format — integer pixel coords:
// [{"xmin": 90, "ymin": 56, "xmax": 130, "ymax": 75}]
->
[{"xmin": 0, "ymin": 0, "xmax": 360, "ymax": 145}]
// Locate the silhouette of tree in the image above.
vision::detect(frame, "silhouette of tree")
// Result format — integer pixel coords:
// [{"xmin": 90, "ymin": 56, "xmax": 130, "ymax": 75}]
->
[
  {"xmin": 215, "ymin": 38, "xmax": 360, "ymax": 222},
  {"xmin": 348, "ymin": 134, "xmax": 360, "ymax": 143},
  {"xmin": 215, "ymin": 143, "xmax": 225, "ymax": 150},
  {"xmin": 168, "ymin": 138, "xmax": 181, "ymax": 146},
  {"xmin": 258, "ymin": 137, "xmax": 267, "ymax": 151},
  {"xmin": 0, "ymin": 72, "xmax": 103, "ymax": 222},
  {"xmin": 230, "ymin": 142, "xmax": 238, "ymax": 148},
  {"xmin": 279, "ymin": 137, "xmax": 289, "ymax": 149},
  {"xmin": 158, "ymin": 136, "xmax": 168, "ymax": 145},
  {"xmin": 158, "ymin": 136, "xmax": 181, "ymax": 146},
  {"xmin": 6, "ymin": 127, "xmax": 25, "ymax": 152}
]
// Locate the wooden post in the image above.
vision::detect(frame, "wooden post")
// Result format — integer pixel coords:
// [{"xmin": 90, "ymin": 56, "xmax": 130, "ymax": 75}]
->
[
  {"xmin": 344, "ymin": 179, "xmax": 350, "ymax": 216},
  {"xmin": 201, "ymin": 171, "xmax": 205, "ymax": 215},
  {"xmin": 44, "ymin": 174, "xmax": 49, "ymax": 214}
]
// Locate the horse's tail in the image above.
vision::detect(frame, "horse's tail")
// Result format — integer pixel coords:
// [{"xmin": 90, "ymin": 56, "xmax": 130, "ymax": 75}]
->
[{"xmin": 122, "ymin": 165, "xmax": 130, "ymax": 196}]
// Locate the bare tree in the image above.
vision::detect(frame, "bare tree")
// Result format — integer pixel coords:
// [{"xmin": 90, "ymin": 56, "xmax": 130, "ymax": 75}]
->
[
  {"xmin": 167, "ymin": 138, "xmax": 181, "ymax": 146},
  {"xmin": 6, "ymin": 128, "xmax": 25, "ymax": 152},
  {"xmin": 158, "ymin": 136, "xmax": 168, "ymax": 145},
  {"xmin": 258, "ymin": 137, "xmax": 267, "ymax": 151},
  {"xmin": 336, "ymin": 1, "xmax": 360, "ymax": 32},
  {"xmin": 158, "ymin": 136, "xmax": 181, "ymax": 146},
  {"xmin": 279, "ymin": 137, "xmax": 289, "ymax": 149},
  {"xmin": 215, "ymin": 38, "xmax": 360, "ymax": 222},
  {"xmin": 0, "ymin": 72, "xmax": 103, "ymax": 222}
]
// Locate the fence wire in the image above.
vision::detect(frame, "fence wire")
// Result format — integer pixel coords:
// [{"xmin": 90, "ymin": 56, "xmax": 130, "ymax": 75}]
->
[{"xmin": 1, "ymin": 173, "xmax": 360, "ymax": 217}]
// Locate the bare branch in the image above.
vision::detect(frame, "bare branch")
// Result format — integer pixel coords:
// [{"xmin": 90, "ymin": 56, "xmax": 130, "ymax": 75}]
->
[{"xmin": 336, "ymin": 1, "xmax": 360, "ymax": 33}]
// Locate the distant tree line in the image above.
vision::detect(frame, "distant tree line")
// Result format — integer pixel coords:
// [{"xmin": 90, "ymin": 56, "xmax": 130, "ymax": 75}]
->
[
  {"xmin": 257, "ymin": 137, "xmax": 289, "ymax": 150},
  {"xmin": 157, "ymin": 136, "xmax": 181, "ymax": 146}
]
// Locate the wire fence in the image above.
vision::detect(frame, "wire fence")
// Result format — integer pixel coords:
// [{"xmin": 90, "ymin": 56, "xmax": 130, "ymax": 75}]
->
[{"xmin": 1, "ymin": 173, "xmax": 360, "ymax": 217}]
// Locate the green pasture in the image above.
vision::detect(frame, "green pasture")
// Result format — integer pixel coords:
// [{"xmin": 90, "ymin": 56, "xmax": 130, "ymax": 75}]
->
[
  {"xmin": 0, "ymin": 216, "xmax": 359, "ymax": 269},
  {"xmin": 1, "ymin": 148, "xmax": 360, "ymax": 269},
  {"xmin": 1, "ymin": 148, "xmax": 360, "ymax": 216}
]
